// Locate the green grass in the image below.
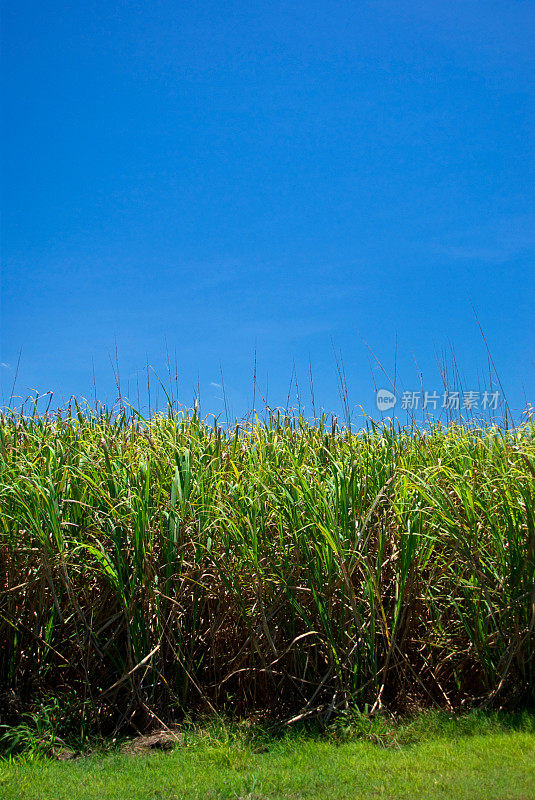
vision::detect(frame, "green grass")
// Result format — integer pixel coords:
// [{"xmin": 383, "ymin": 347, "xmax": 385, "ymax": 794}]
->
[
  {"xmin": 1, "ymin": 405, "xmax": 534, "ymax": 733},
  {"xmin": 1, "ymin": 714, "xmax": 534, "ymax": 799}
]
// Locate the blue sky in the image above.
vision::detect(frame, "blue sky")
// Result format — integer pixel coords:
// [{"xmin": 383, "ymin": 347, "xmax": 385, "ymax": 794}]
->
[{"xmin": 1, "ymin": 0, "xmax": 534, "ymax": 422}]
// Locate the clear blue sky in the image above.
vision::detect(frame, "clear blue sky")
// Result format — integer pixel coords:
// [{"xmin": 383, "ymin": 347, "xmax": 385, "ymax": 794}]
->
[{"xmin": 1, "ymin": 1, "xmax": 534, "ymax": 422}]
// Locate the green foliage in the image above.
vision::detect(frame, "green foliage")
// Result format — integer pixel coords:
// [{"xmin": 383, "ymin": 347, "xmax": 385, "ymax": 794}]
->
[
  {"xmin": 1, "ymin": 406, "xmax": 534, "ymax": 735},
  {"xmin": 0, "ymin": 699, "xmax": 63, "ymax": 757}
]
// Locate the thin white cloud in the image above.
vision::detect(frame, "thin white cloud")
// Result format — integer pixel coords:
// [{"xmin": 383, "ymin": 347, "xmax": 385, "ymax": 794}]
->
[
  {"xmin": 432, "ymin": 217, "xmax": 535, "ymax": 264},
  {"xmin": 437, "ymin": 245, "xmax": 516, "ymax": 264}
]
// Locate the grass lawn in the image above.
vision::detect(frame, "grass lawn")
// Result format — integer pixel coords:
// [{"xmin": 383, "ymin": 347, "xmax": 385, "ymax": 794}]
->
[{"xmin": 1, "ymin": 720, "xmax": 534, "ymax": 800}]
